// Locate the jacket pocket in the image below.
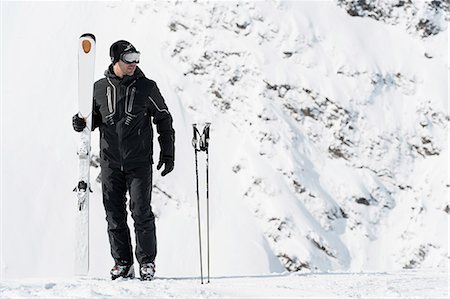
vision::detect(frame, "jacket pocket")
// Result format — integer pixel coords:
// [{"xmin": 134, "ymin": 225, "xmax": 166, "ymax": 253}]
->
[{"xmin": 139, "ymin": 127, "xmax": 150, "ymax": 152}]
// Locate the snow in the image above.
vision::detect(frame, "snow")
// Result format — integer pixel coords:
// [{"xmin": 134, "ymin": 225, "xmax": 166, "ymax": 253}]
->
[
  {"xmin": 1, "ymin": 270, "xmax": 448, "ymax": 299},
  {"xmin": 1, "ymin": 0, "xmax": 449, "ymax": 297}
]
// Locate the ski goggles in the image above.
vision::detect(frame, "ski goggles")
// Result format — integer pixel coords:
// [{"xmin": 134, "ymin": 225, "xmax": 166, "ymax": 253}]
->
[{"xmin": 120, "ymin": 51, "xmax": 140, "ymax": 64}]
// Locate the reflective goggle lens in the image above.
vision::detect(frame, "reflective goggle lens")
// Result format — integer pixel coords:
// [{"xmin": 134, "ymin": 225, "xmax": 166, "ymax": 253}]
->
[{"xmin": 121, "ymin": 52, "xmax": 140, "ymax": 64}]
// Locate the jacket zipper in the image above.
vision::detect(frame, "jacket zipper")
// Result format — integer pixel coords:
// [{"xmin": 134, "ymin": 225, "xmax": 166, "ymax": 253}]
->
[
  {"xmin": 118, "ymin": 83, "xmax": 125, "ymax": 171},
  {"xmin": 128, "ymin": 87, "xmax": 136, "ymax": 113}
]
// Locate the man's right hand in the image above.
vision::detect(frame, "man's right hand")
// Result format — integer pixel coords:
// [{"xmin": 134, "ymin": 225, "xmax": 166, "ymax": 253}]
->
[{"xmin": 72, "ymin": 113, "xmax": 86, "ymax": 132}]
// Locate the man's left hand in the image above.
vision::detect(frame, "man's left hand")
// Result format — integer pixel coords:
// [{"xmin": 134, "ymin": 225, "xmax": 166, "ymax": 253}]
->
[{"xmin": 157, "ymin": 159, "xmax": 174, "ymax": 176}]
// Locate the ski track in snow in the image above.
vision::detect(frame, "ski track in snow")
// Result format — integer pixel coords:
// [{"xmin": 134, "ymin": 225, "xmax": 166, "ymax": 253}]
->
[{"xmin": 1, "ymin": 270, "xmax": 448, "ymax": 298}]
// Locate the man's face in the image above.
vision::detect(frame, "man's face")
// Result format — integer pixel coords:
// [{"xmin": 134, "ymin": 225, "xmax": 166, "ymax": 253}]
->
[{"xmin": 117, "ymin": 59, "xmax": 137, "ymax": 76}]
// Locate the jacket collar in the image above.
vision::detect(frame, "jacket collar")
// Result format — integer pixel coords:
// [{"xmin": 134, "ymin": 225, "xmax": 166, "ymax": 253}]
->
[{"xmin": 105, "ymin": 64, "xmax": 145, "ymax": 84}]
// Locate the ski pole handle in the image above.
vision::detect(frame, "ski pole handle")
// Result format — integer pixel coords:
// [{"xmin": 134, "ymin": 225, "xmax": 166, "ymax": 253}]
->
[
  {"xmin": 203, "ymin": 123, "xmax": 211, "ymax": 151},
  {"xmin": 192, "ymin": 123, "xmax": 211, "ymax": 151},
  {"xmin": 192, "ymin": 124, "xmax": 199, "ymax": 150}
]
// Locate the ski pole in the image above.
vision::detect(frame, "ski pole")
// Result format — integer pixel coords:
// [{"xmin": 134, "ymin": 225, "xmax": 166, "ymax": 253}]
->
[
  {"xmin": 193, "ymin": 124, "xmax": 204, "ymax": 284},
  {"xmin": 204, "ymin": 124, "xmax": 211, "ymax": 284},
  {"xmin": 206, "ymin": 145, "xmax": 210, "ymax": 284}
]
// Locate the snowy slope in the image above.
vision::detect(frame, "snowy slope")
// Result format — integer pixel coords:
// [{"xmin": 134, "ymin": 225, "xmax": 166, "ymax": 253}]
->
[
  {"xmin": 1, "ymin": 269, "xmax": 448, "ymax": 298},
  {"xmin": 1, "ymin": 0, "xmax": 448, "ymax": 289}
]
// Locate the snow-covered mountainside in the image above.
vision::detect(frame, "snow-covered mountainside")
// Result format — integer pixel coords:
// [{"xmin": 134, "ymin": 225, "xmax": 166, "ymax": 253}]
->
[
  {"xmin": 338, "ymin": 0, "xmax": 449, "ymax": 38},
  {"xmin": 1, "ymin": 0, "xmax": 448, "ymax": 281}
]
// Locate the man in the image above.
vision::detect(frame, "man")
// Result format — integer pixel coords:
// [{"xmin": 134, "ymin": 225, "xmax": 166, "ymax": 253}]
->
[{"xmin": 72, "ymin": 40, "xmax": 175, "ymax": 281}]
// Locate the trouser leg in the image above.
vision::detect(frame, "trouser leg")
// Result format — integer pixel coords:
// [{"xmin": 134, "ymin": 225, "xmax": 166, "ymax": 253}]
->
[
  {"xmin": 101, "ymin": 166, "xmax": 133, "ymax": 265},
  {"xmin": 126, "ymin": 165, "xmax": 156, "ymax": 265}
]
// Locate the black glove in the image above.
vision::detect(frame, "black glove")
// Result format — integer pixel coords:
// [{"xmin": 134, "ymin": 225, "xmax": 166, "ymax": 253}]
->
[
  {"xmin": 157, "ymin": 158, "xmax": 174, "ymax": 176},
  {"xmin": 72, "ymin": 114, "xmax": 86, "ymax": 132}
]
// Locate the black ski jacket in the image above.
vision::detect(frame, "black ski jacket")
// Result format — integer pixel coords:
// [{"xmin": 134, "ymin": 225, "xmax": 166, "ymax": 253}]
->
[{"xmin": 92, "ymin": 65, "xmax": 175, "ymax": 170}]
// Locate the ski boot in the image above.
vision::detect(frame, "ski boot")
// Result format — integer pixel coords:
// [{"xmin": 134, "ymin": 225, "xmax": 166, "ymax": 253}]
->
[
  {"xmin": 110, "ymin": 264, "xmax": 135, "ymax": 280},
  {"xmin": 139, "ymin": 262, "xmax": 155, "ymax": 281}
]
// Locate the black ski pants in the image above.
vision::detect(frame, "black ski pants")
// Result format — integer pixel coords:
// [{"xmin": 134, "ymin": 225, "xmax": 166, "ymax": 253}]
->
[{"xmin": 101, "ymin": 165, "xmax": 156, "ymax": 266}]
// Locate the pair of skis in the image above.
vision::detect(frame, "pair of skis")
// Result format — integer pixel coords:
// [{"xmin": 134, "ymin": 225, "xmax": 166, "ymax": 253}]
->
[
  {"xmin": 74, "ymin": 33, "xmax": 96, "ymax": 276},
  {"xmin": 192, "ymin": 123, "xmax": 211, "ymax": 284}
]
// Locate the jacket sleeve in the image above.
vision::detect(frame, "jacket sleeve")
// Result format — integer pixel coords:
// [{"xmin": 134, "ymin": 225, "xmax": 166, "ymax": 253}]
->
[
  {"xmin": 91, "ymin": 81, "xmax": 102, "ymax": 131},
  {"xmin": 91, "ymin": 96, "xmax": 102, "ymax": 131},
  {"xmin": 148, "ymin": 82, "xmax": 175, "ymax": 162}
]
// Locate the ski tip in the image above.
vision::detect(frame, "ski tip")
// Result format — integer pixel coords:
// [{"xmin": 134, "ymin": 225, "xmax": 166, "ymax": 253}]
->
[{"xmin": 80, "ymin": 33, "xmax": 96, "ymax": 41}]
